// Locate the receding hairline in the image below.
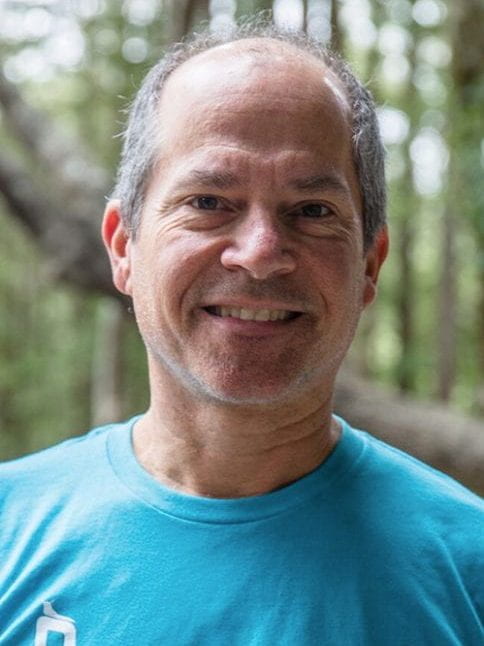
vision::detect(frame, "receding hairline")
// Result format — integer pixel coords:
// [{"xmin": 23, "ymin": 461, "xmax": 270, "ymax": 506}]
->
[
  {"xmin": 176, "ymin": 35, "xmax": 324, "ymax": 64},
  {"xmin": 162, "ymin": 36, "xmax": 352, "ymax": 119}
]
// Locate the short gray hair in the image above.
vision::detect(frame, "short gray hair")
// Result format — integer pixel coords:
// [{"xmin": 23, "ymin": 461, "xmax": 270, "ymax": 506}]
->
[{"xmin": 111, "ymin": 19, "xmax": 386, "ymax": 248}]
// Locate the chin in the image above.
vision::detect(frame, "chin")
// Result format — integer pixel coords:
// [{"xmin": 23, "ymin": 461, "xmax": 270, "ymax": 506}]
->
[
  {"xmin": 189, "ymin": 369, "xmax": 319, "ymax": 408},
  {"xmin": 149, "ymin": 347, "xmax": 333, "ymax": 407}
]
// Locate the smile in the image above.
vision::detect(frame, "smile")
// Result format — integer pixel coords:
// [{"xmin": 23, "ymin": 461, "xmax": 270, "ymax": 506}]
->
[{"xmin": 205, "ymin": 306, "xmax": 300, "ymax": 322}]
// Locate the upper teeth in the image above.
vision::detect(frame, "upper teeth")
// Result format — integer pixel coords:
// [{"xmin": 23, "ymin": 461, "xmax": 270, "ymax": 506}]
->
[{"xmin": 213, "ymin": 306, "xmax": 292, "ymax": 321}]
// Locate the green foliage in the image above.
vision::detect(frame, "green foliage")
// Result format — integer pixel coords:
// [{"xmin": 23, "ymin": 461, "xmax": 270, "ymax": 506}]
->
[
  {"xmin": 1, "ymin": 0, "xmax": 483, "ymax": 459},
  {"xmin": 0, "ymin": 210, "xmax": 94, "ymax": 458}
]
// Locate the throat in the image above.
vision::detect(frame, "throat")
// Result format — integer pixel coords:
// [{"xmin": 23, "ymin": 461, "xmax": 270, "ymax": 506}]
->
[{"xmin": 132, "ymin": 411, "xmax": 340, "ymax": 499}]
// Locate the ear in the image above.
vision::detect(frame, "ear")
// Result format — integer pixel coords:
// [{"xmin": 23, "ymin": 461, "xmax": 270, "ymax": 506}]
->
[
  {"xmin": 362, "ymin": 226, "xmax": 389, "ymax": 307},
  {"xmin": 102, "ymin": 199, "xmax": 133, "ymax": 296}
]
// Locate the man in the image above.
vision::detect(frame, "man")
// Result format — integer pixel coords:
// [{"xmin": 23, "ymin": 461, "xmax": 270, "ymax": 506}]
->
[{"xmin": 1, "ymin": 23, "xmax": 483, "ymax": 645}]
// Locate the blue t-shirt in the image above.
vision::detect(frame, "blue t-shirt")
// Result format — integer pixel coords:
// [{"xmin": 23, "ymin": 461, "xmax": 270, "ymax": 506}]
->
[{"xmin": 0, "ymin": 417, "xmax": 483, "ymax": 645}]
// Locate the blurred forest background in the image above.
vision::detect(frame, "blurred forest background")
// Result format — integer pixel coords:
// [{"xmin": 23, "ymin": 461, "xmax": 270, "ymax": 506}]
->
[{"xmin": 0, "ymin": 0, "xmax": 483, "ymax": 493}]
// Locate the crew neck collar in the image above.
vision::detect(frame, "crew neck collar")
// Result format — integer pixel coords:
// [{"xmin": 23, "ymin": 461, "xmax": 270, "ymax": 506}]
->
[{"xmin": 106, "ymin": 415, "xmax": 365, "ymax": 524}]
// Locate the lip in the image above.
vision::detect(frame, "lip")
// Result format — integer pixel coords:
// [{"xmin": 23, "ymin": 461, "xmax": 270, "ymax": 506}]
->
[
  {"xmin": 200, "ymin": 298, "xmax": 307, "ymax": 314},
  {"xmin": 199, "ymin": 306, "xmax": 304, "ymax": 337}
]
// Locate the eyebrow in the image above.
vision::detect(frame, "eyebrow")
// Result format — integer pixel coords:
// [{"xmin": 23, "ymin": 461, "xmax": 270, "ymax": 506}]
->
[
  {"xmin": 289, "ymin": 174, "xmax": 349, "ymax": 194},
  {"xmin": 171, "ymin": 170, "xmax": 349, "ymax": 195},
  {"xmin": 176, "ymin": 169, "xmax": 242, "ymax": 190}
]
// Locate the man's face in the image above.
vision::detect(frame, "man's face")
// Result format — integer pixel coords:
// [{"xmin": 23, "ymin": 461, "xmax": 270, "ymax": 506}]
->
[{"xmin": 106, "ymin": 43, "xmax": 387, "ymax": 405}]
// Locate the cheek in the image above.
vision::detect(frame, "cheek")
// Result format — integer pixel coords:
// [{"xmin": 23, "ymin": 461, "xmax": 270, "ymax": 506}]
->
[
  {"xmin": 313, "ymin": 240, "xmax": 361, "ymax": 281},
  {"xmin": 131, "ymin": 235, "xmax": 221, "ymax": 313},
  {"xmin": 311, "ymin": 243, "xmax": 366, "ymax": 311}
]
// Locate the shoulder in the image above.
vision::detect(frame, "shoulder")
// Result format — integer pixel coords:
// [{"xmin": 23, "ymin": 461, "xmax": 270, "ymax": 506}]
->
[
  {"xmin": 0, "ymin": 418, "xmax": 135, "ymax": 505},
  {"xmin": 1, "ymin": 424, "xmax": 106, "ymax": 480},
  {"xmin": 335, "ymin": 422, "xmax": 484, "ymax": 637},
  {"xmin": 335, "ymin": 418, "xmax": 483, "ymax": 541},
  {"xmin": 340, "ymin": 421, "xmax": 484, "ymax": 557},
  {"xmin": 348, "ymin": 423, "xmax": 484, "ymax": 619},
  {"xmin": 355, "ymin": 424, "xmax": 483, "ymax": 511},
  {"xmin": 0, "ymin": 418, "xmax": 137, "ymax": 558}
]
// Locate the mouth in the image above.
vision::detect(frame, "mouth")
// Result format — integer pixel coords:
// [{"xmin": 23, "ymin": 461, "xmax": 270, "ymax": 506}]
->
[{"xmin": 203, "ymin": 305, "xmax": 302, "ymax": 322}]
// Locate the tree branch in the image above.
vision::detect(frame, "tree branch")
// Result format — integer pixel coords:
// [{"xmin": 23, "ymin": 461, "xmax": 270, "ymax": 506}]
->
[
  {"xmin": 335, "ymin": 368, "xmax": 484, "ymax": 496},
  {"xmin": 0, "ymin": 69, "xmax": 108, "ymax": 197},
  {"xmin": 0, "ymin": 151, "xmax": 115, "ymax": 297}
]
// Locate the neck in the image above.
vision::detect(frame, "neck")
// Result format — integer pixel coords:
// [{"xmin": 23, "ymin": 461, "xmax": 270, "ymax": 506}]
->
[{"xmin": 133, "ymin": 369, "xmax": 340, "ymax": 498}]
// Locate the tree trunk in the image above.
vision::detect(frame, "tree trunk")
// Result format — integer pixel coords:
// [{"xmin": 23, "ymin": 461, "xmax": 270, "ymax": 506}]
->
[
  {"xmin": 90, "ymin": 298, "xmax": 124, "ymax": 427},
  {"xmin": 330, "ymin": 0, "xmax": 342, "ymax": 52},
  {"xmin": 395, "ymin": 159, "xmax": 418, "ymax": 393},
  {"xmin": 185, "ymin": 0, "xmax": 211, "ymax": 33},
  {"xmin": 394, "ymin": 17, "xmax": 421, "ymax": 394},
  {"xmin": 449, "ymin": 0, "xmax": 484, "ymax": 412},
  {"xmin": 436, "ymin": 203, "xmax": 457, "ymax": 401}
]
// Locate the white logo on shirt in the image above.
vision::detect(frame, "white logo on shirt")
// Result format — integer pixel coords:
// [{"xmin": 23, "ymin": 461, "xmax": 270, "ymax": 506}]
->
[{"xmin": 34, "ymin": 601, "xmax": 76, "ymax": 646}]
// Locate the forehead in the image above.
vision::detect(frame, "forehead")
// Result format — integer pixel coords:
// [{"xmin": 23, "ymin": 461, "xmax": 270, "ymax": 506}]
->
[
  {"xmin": 157, "ymin": 39, "xmax": 352, "ymax": 153},
  {"xmin": 167, "ymin": 40, "xmax": 349, "ymax": 114}
]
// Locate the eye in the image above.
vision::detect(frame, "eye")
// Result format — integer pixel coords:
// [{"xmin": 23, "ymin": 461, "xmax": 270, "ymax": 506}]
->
[
  {"xmin": 191, "ymin": 196, "xmax": 223, "ymax": 210},
  {"xmin": 298, "ymin": 203, "xmax": 331, "ymax": 218}
]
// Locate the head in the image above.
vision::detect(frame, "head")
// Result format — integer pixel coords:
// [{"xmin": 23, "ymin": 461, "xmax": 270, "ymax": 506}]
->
[
  {"xmin": 103, "ymin": 22, "xmax": 388, "ymax": 408},
  {"xmin": 111, "ymin": 20, "xmax": 386, "ymax": 250}
]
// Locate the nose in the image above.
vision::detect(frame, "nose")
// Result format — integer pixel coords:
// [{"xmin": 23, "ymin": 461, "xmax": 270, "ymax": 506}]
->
[{"xmin": 220, "ymin": 209, "xmax": 296, "ymax": 280}]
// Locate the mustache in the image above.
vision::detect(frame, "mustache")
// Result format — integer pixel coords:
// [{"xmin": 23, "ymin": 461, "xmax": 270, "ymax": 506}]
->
[{"xmin": 197, "ymin": 276, "xmax": 313, "ymax": 310}]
